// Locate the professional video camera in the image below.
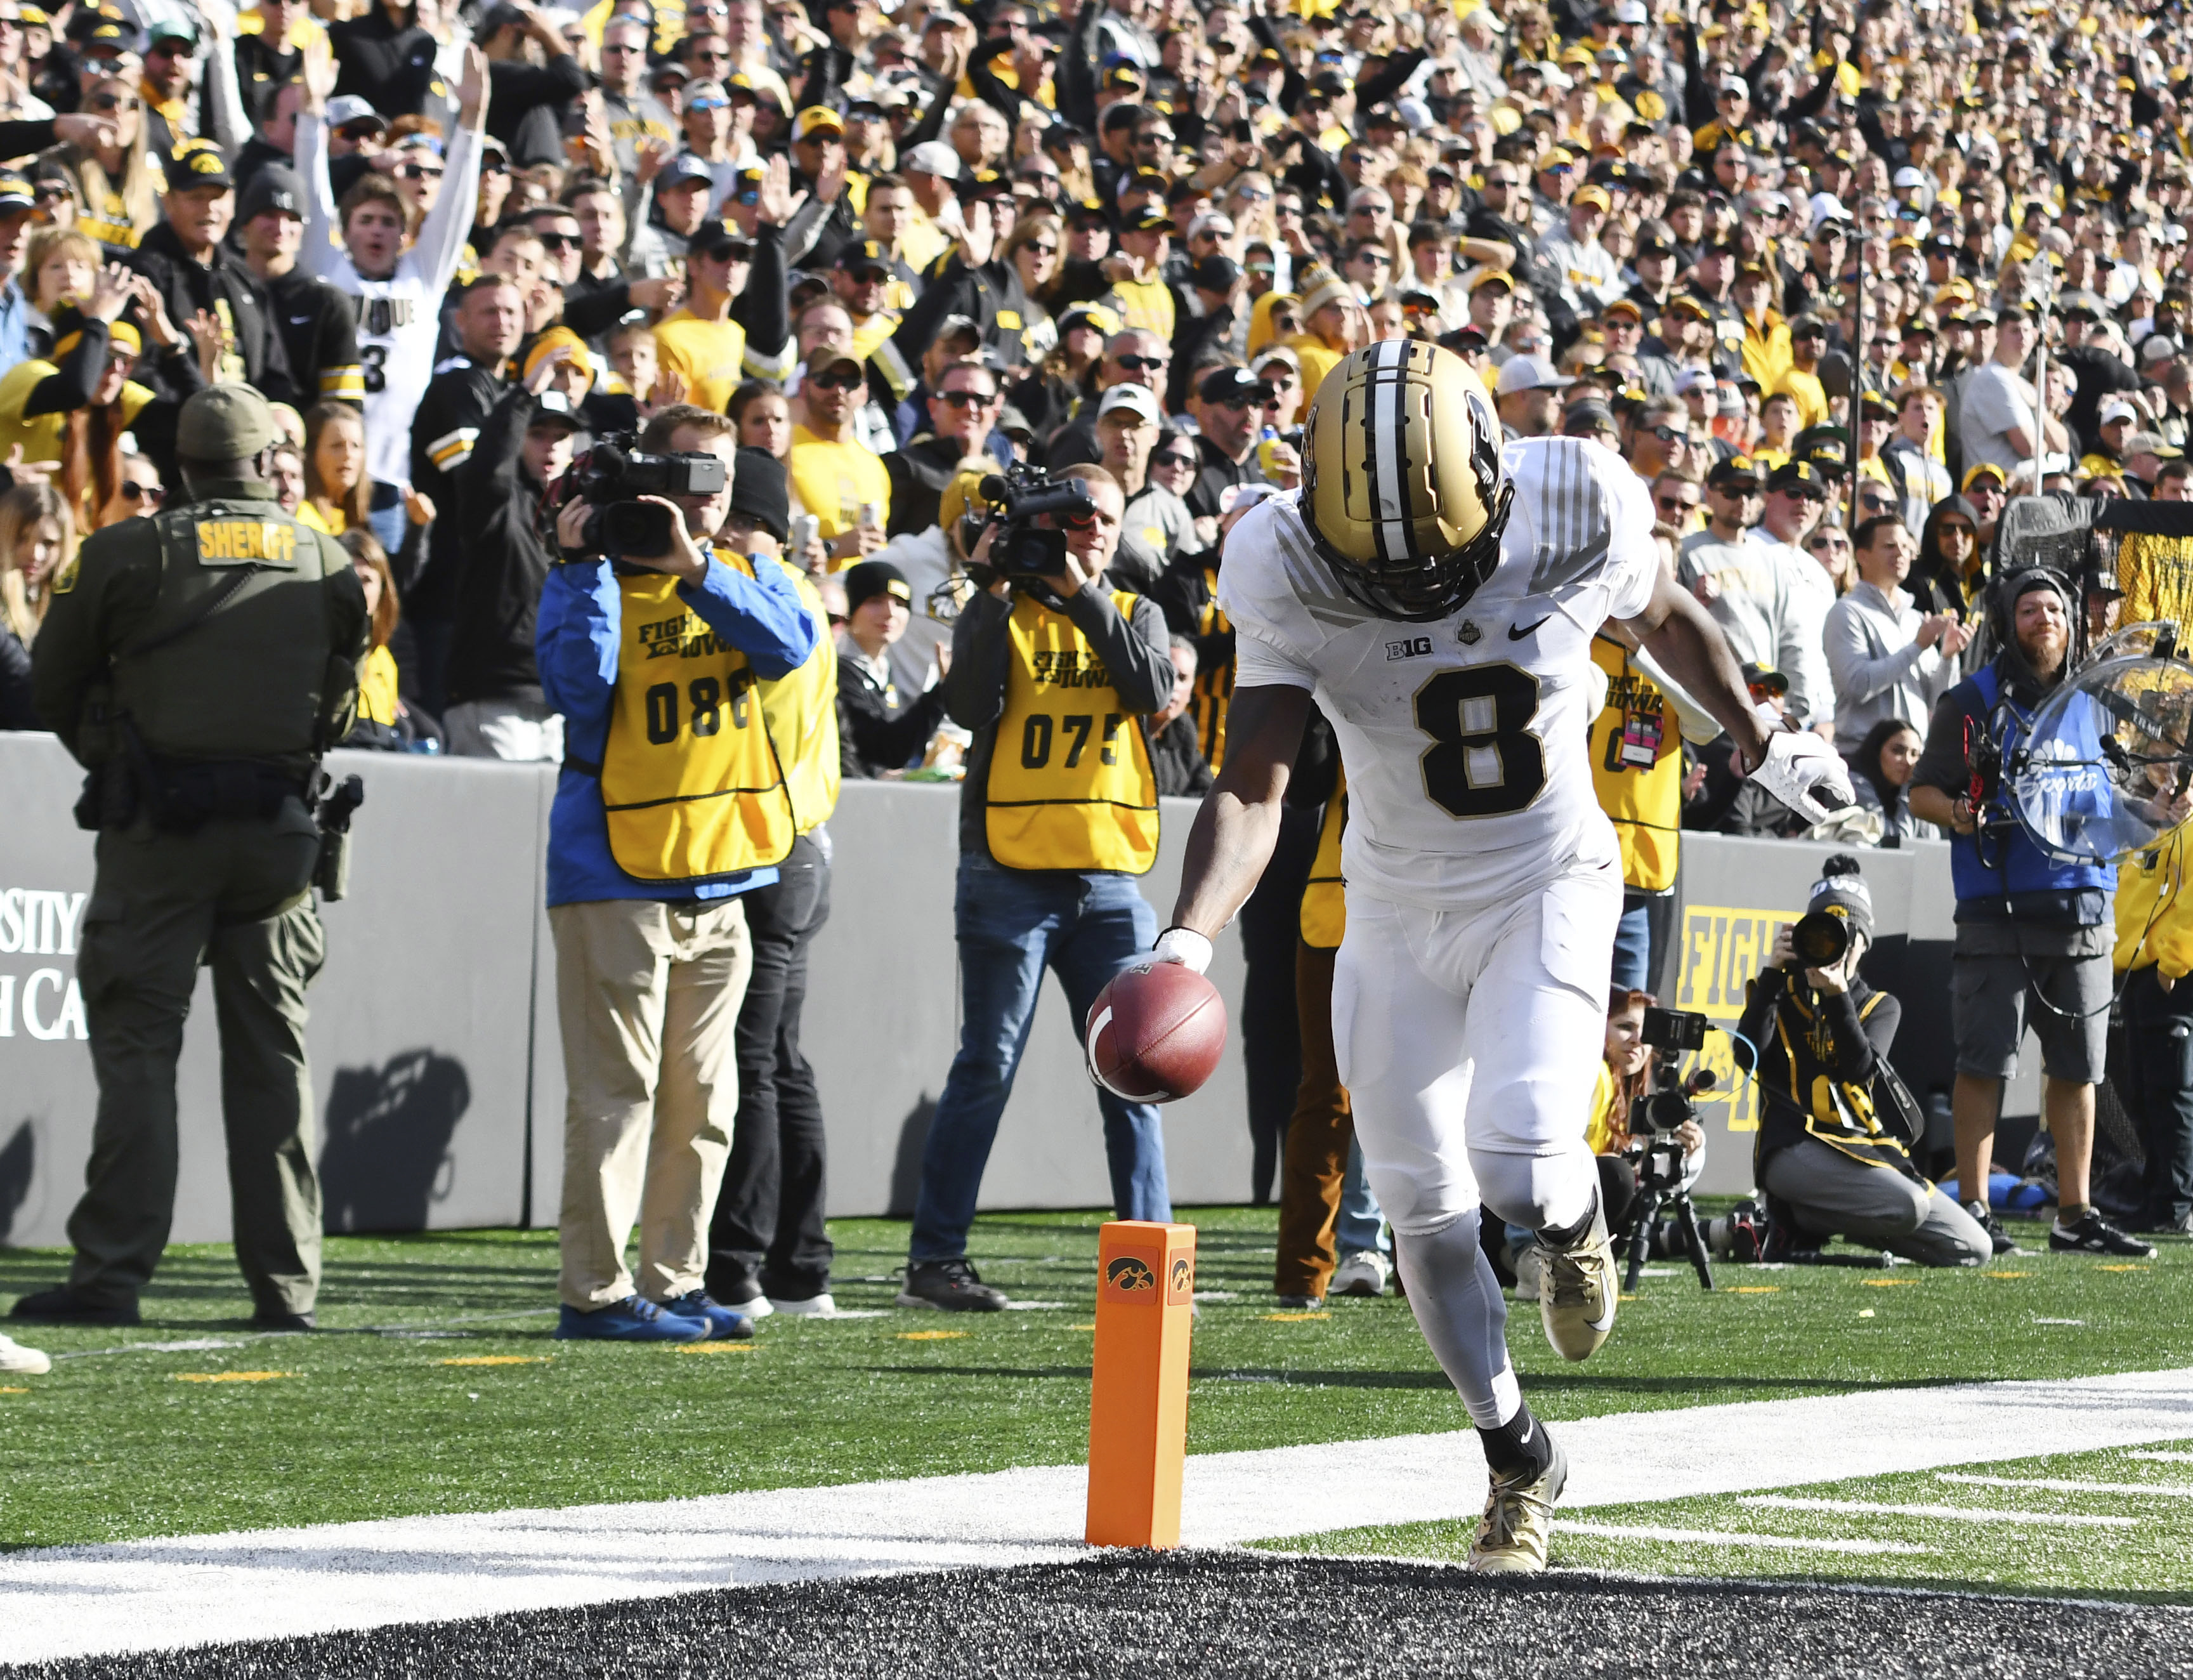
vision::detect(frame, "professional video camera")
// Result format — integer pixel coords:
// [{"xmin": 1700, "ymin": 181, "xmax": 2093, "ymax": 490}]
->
[
  {"xmin": 1627, "ymin": 1006, "xmax": 1716, "ymax": 1292},
  {"xmin": 556, "ymin": 433, "xmax": 727, "ymax": 560},
  {"xmin": 964, "ymin": 460, "xmax": 1099, "ymax": 587}
]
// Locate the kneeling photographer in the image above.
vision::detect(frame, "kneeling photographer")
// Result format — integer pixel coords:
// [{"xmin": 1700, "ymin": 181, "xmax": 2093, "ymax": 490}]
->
[
  {"xmin": 1735, "ymin": 856, "xmax": 1992, "ymax": 1268},
  {"xmin": 536, "ymin": 410, "xmax": 818, "ymax": 1343},
  {"xmin": 898, "ymin": 462, "xmax": 1177, "ymax": 1313}
]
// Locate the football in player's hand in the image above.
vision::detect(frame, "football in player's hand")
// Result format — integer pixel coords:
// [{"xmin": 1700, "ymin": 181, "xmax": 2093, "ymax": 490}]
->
[{"xmin": 1085, "ymin": 962, "xmax": 1227, "ymax": 1103}]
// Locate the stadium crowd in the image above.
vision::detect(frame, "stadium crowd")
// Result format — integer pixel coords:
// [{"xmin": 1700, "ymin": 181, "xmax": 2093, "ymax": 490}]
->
[{"xmin": 6, "ymin": 0, "xmax": 2193, "ymax": 1362}]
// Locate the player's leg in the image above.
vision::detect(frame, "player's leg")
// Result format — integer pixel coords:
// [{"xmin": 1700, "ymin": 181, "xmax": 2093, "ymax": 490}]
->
[
  {"xmin": 1333, "ymin": 895, "xmax": 1563, "ymax": 1573},
  {"xmin": 1460, "ymin": 863, "xmax": 1625, "ymax": 1362}
]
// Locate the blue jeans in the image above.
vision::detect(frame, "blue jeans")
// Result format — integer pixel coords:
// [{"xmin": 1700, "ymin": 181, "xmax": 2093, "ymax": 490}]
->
[
  {"xmin": 1612, "ymin": 895, "xmax": 1652, "ymax": 992},
  {"xmin": 1335, "ymin": 1138, "xmax": 1387, "ymax": 1256},
  {"xmin": 908, "ymin": 856, "xmax": 1170, "ymax": 1261},
  {"xmin": 367, "ymin": 481, "xmax": 407, "ymax": 560}
]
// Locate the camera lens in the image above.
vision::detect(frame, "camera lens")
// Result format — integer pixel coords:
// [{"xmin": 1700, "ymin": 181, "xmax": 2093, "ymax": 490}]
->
[{"xmin": 1790, "ymin": 909, "xmax": 1851, "ymax": 968}]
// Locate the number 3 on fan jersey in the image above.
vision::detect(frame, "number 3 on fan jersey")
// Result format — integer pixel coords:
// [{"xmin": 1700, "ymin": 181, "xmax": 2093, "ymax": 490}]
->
[{"xmin": 1414, "ymin": 664, "xmax": 1547, "ymax": 818}]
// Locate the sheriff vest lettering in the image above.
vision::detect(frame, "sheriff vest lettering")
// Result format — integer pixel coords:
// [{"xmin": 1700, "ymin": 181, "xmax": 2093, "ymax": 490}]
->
[
  {"xmin": 986, "ymin": 587, "xmax": 1159, "ymax": 874},
  {"xmin": 599, "ymin": 566, "xmax": 796, "ymax": 882},
  {"xmin": 196, "ymin": 518, "xmax": 301, "ymax": 566},
  {"xmin": 1587, "ymin": 634, "xmax": 1682, "ymax": 894}
]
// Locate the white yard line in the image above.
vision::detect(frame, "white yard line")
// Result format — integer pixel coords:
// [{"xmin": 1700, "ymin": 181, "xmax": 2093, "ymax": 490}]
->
[
  {"xmin": 1738, "ymin": 1495, "xmax": 2137, "ymax": 1528},
  {"xmin": 2129, "ymin": 1451, "xmax": 2193, "ymax": 1464},
  {"xmin": 1, "ymin": 1367, "xmax": 2190, "ymax": 1664},
  {"xmin": 1558, "ymin": 1521, "xmax": 1928, "ymax": 1556},
  {"xmin": 1938, "ymin": 1473, "xmax": 2193, "ymax": 1498}
]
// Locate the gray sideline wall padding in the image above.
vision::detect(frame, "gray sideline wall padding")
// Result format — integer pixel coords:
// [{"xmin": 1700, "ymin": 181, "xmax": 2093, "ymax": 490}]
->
[{"xmin": 2, "ymin": 730, "xmax": 2002, "ymax": 1244}]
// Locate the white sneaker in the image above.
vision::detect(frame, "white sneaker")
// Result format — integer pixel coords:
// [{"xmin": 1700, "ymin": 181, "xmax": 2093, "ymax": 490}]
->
[
  {"xmin": 0, "ymin": 1333, "xmax": 52, "ymax": 1375},
  {"xmin": 1466, "ymin": 1434, "xmax": 1568, "ymax": 1575},
  {"xmin": 726, "ymin": 1294, "xmax": 774, "ymax": 1319},
  {"xmin": 766, "ymin": 1293, "xmax": 837, "ymax": 1317},
  {"xmin": 1512, "ymin": 1242, "xmax": 1546, "ymax": 1303},
  {"xmin": 1330, "ymin": 1250, "xmax": 1392, "ymax": 1297}
]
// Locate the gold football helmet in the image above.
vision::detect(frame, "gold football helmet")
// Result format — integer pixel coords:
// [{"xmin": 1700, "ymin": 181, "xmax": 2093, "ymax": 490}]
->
[{"xmin": 1300, "ymin": 341, "xmax": 1512, "ymax": 622}]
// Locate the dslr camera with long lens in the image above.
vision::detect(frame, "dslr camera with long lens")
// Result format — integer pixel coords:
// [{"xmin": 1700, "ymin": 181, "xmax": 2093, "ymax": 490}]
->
[
  {"xmin": 1786, "ymin": 907, "xmax": 1852, "ymax": 970},
  {"xmin": 962, "ymin": 460, "xmax": 1099, "ymax": 587},
  {"xmin": 1627, "ymin": 1006, "xmax": 1717, "ymax": 1291},
  {"xmin": 560, "ymin": 434, "xmax": 728, "ymax": 560}
]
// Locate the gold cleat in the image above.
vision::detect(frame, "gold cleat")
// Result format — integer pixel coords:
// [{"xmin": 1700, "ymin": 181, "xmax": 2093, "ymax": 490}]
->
[
  {"xmin": 1465, "ymin": 1433, "xmax": 1568, "ymax": 1575},
  {"xmin": 1539, "ymin": 1200, "xmax": 1618, "ymax": 1362}
]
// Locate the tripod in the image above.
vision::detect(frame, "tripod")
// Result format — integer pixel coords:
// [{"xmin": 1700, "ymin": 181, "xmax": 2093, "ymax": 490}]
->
[{"xmin": 1623, "ymin": 1165, "xmax": 1715, "ymax": 1292}]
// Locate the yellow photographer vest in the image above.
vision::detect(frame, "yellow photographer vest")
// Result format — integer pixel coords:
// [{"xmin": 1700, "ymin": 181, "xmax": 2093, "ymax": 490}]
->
[
  {"xmin": 598, "ymin": 565, "xmax": 797, "ymax": 883},
  {"xmin": 756, "ymin": 558, "xmax": 841, "ymax": 836},
  {"xmin": 1299, "ymin": 770, "xmax": 1347, "ymax": 950},
  {"xmin": 1586, "ymin": 635, "xmax": 1682, "ymax": 895},
  {"xmin": 985, "ymin": 588, "xmax": 1159, "ymax": 875}
]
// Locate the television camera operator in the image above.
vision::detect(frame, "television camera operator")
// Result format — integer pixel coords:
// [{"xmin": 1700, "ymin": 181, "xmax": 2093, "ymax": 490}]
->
[
  {"xmin": 536, "ymin": 412, "xmax": 817, "ymax": 1343},
  {"xmin": 897, "ymin": 461, "xmax": 1177, "ymax": 1313},
  {"xmin": 1734, "ymin": 856, "xmax": 1993, "ymax": 1267},
  {"xmin": 1907, "ymin": 568, "xmax": 2175, "ymax": 1258}
]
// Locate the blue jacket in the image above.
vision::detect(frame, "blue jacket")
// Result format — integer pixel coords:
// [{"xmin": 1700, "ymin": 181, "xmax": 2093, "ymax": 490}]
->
[
  {"xmin": 537, "ymin": 553, "xmax": 818, "ymax": 907},
  {"xmin": 1946, "ymin": 658, "xmax": 2114, "ymax": 915}
]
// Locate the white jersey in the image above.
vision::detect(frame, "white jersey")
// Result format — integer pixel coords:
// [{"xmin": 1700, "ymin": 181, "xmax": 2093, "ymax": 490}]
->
[
  {"xmin": 1222, "ymin": 436, "xmax": 1659, "ymax": 909},
  {"xmin": 296, "ymin": 114, "xmax": 483, "ymax": 490}
]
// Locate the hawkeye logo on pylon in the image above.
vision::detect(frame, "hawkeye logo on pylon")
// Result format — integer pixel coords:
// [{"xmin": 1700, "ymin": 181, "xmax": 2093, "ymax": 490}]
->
[
  {"xmin": 1104, "ymin": 1256, "xmax": 1157, "ymax": 1296},
  {"xmin": 1169, "ymin": 1256, "xmax": 1193, "ymax": 1300}
]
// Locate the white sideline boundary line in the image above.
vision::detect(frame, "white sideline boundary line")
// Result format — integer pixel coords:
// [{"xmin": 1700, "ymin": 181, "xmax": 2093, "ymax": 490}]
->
[
  {"xmin": 1939, "ymin": 1473, "xmax": 2193, "ymax": 1498},
  {"xmin": 2, "ymin": 1366, "xmax": 2192, "ymax": 1663},
  {"xmin": 1738, "ymin": 1495, "xmax": 2137, "ymax": 1528},
  {"xmin": 1559, "ymin": 1521, "xmax": 1927, "ymax": 1556}
]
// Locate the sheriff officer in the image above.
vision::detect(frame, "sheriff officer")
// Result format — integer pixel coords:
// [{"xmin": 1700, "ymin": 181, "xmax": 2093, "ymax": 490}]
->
[{"xmin": 13, "ymin": 384, "xmax": 365, "ymax": 1333}]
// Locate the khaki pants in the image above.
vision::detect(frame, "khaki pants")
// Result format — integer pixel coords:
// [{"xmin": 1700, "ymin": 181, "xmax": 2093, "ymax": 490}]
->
[
  {"xmin": 552, "ymin": 897, "xmax": 752, "ymax": 1309},
  {"xmin": 1276, "ymin": 941, "xmax": 1353, "ymax": 1298}
]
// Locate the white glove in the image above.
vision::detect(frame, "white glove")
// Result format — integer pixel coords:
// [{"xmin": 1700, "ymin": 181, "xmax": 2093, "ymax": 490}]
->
[
  {"xmin": 1151, "ymin": 926, "xmax": 1214, "ymax": 975},
  {"xmin": 1746, "ymin": 728, "xmax": 1856, "ymax": 827}
]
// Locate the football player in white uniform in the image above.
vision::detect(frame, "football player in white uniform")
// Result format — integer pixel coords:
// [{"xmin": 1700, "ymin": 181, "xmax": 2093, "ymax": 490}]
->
[{"xmin": 1152, "ymin": 343, "xmax": 1849, "ymax": 1572}]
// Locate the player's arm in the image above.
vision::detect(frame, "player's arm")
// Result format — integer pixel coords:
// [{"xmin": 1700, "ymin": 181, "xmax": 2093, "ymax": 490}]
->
[
  {"xmin": 1164, "ymin": 682, "xmax": 1314, "ymax": 962},
  {"xmin": 1621, "ymin": 570, "xmax": 1773, "ymax": 773}
]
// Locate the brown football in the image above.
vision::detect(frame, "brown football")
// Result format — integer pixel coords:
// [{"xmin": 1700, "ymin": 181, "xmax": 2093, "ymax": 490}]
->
[{"xmin": 1084, "ymin": 962, "xmax": 1227, "ymax": 1103}]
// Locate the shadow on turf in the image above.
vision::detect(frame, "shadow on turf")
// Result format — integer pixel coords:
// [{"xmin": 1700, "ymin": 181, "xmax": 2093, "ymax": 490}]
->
[{"xmin": 862, "ymin": 1364, "xmax": 1955, "ymax": 1400}]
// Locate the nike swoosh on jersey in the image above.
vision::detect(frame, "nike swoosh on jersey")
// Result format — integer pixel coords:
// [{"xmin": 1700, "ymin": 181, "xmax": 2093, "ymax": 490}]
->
[
  {"xmin": 289, "ymin": 315, "xmax": 312, "ymax": 324},
  {"xmin": 1507, "ymin": 615, "xmax": 1552, "ymax": 640}
]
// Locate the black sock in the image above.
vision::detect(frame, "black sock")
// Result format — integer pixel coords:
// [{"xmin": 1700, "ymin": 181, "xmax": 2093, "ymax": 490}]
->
[
  {"xmin": 1538, "ymin": 1190, "xmax": 1601, "ymax": 1250},
  {"xmin": 1480, "ymin": 1401, "xmax": 1555, "ymax": 1481}
]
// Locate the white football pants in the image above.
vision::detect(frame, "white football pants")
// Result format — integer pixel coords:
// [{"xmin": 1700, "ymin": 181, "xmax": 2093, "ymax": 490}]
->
[{"xmin": 1332, "ymin": 858, "xmax": 1621, "ymax": 1426}]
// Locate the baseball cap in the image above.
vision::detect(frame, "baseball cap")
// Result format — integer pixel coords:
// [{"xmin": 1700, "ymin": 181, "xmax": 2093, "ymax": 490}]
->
[
  {"xmin": 1058, "ymin": 301, "xmax": 1122, "ymax": 338},
  {"xmin": 688, "ymin": 216, "xmax": 754, "ymax": 259},
  {"xmin": 522, "ymin": 325, "xmax": 596, "ymax": 384},
  {"xmin": 1495, "ymin": 355, "xmax": 1574, "ymax": 397},
  {"xmin": 176, "ymin": 383, "xmax": 280, "ymax": 462},
  {"xmin": 657, "ymin": 153, "xmax": 717, "ymax": 191},
  {"xmin": 0, "ymin": 173, "xmax": 32, "ymax": 213},
  {"xmin": 1463, "ymin": 265, "xmax": 1515, "ymax": 294},
  {"xmin": 1891, "ymin": 166, "xmax": 1928, "ymax": 189},
  {"xmin": 1097, "ymin": 384, "xmax": 1160, "ymax": 424},
  {"xmin": 1122, "ymin": 205, "xmax": 1172, "ymax": 233},
  {"xmin": 325, "ymin": 95, "xmax": 386, "ymax": 135},
  {"xmin": 1767, "ymin": 459, "xmax": 1828, "ymax": 497},
  {"xmin": 1199, "ymin": 365, "xmax": 1271, "ymax": 406},
  {"xmin": 835, "ymin": 239, "xmax": 892, "ymax": 275},
  {"xmin": 1189, "ymin": 254, "xmax": 1240, "ymax": 292},
  {"xmin": 1561, "ymin": 399, "xmax": 1618, "ymax": 437},
  {"xmin": 1601, "ymin": 298, "xmax": 1643, "ymax": 322},
  {"xmin": 1708, "ymin": 453, "xmax": 1764, "ymax": 489},
  {"xmin": 2100, "ymin": 399, "xmax": 2140, "ymax": 426},
  {"xmin": 792, "ymin": 106, "xmax": 845, "ymax": 143},
  {"xmin": 1571, "ymin": 184, "xmax": 1611, "ymax": 212},
  {"xmin": 903, "ymin": 140, "xmax": 961, "ymax": 180},
  {"xmin": 1740, "ymin": 662, "xmax": 1789, "ymax": 694},
  {"xmin": 162, "ymin": 143, "xmax": 233, "ymax": 192}
]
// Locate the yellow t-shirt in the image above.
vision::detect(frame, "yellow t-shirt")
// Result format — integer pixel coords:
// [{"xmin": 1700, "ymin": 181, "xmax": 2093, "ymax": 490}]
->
[
  {"xmin": 787, "ymin": 424, "xmax": 890, "ymax": 555},
  {"xmin": 0, "ymin": 360, "xmax": 153, "ymax": 531},
  {"xmin": 653, "ymin": 311, "xmax": 750, "ymax": 416},
  {"xmin": 1107, "ymin": 272, "xmax": 1174, "ymax": 341},
  {"xmin": 358, "ymin": 643, "xmax": 400, "ymax": 726},
  {"xmin": 1286, "ymin": 333, "xmax": 1349, "ymax": 406},
  {"xmin": 298, "ymin": 499, "xmax": 346, "ymax": 536}
]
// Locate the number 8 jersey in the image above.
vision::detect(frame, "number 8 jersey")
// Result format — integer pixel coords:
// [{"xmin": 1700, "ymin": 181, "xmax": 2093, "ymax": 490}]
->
[{"xmin": 1220, "ymin": 438, "xmax": 1660, "ymax": 909}]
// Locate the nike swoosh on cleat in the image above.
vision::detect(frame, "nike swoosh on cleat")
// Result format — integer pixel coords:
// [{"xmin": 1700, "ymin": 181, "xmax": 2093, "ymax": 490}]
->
[
  {"xmin": 1517, "ymin": 1421, "xmax": 1532, "ymax": 1444},
  {"xmin": 1508, "ymin": 616, "xmax": 1552, "ymax": 640},
  {"xmin": 1587, "ymin": 1311, "xmax": 1615, "ymax": 1331}
]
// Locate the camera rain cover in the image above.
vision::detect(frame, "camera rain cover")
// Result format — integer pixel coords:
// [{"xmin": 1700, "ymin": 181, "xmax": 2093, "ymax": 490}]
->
[{"xmin": 2008, "ymin": 650, "xmax": 2193, "ymax": 864}]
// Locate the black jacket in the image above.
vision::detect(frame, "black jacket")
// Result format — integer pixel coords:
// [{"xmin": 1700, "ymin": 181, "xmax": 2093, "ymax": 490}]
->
[
  {"xmin": 836, "ymin": 648, "xmax": 946, "ymax": 777},
  {"xmin": 406, "ymin": 355, "xmax": 506, "ymax": 614},
  {"xmin": 126, "ymin": 221, "xmax": 293, "ymax": 407},
  {"xmin": 264, "ymin": 266, "xmax": 363, "ymax": 414},
  {"xmin": 1735, "ymin": 968, "xmax": 1921, "ymax": 1183},
  {"xmin": 487, "ymin": 54, "xmax": 588, "ymax": 168},
  {"xmin": 1148, "ymin": 712, "xmax": 1211, "ymax": 797},
  {"xmin": 445, "ymin": 384, "xmax": 553, "ymax": 708},
  {"xmin": 0, "ymin": 622, "xmax": 34, "ymax": 730},
  {"xmin": 328, "ymin": 9, "xmax": 442, "ymax": 117},
  {"xmin": 881, "ymin": 435, "xmax": 963, "ymax": 540}
]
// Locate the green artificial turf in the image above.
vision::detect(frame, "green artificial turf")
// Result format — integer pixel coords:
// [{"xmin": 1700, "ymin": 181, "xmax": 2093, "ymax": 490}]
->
[
  {"xmin": 1, "ymin": 1207, "xmax": 2189, "ymax": 1552},
  {"xmin": 1273, "ymin": 1440, "xmax": 2193, "ymax": 1605}
]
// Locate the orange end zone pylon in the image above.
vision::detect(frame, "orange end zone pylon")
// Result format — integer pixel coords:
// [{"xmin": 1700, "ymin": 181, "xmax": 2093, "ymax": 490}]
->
[{"xmin": 1085, "ymin": 1220, "xmax": 1196, "ymax": 1548}]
